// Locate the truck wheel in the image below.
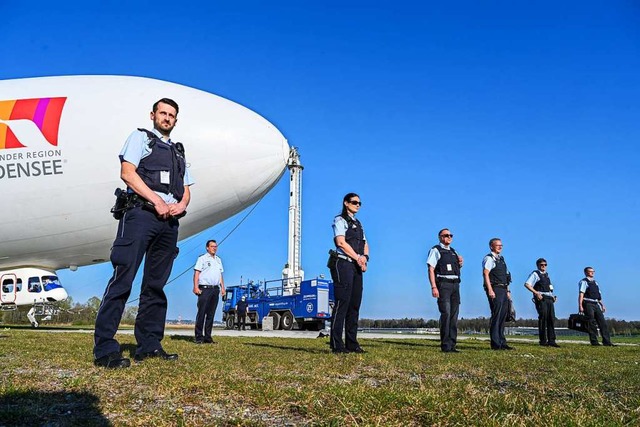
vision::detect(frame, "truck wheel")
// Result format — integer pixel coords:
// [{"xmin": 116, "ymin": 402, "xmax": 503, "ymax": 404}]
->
[
  {"xmin": 226, "ymin": 315, "xmax": 235, "ymax": 329},
  {"xmin": 280, "ymin": 312, "xmax": 294, "ymax": 330},
  {"xmin": 269, "ymin": 312, "xmax": 281, "ymax": 330}
]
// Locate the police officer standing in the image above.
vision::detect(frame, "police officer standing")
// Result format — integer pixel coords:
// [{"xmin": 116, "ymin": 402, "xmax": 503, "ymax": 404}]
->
[
  {"xmin": 579, "ymin": 267, "xmax": 614, "ymax": 346},
  {"xmin": 193, "ymin": 240, "xmax": 225, "ymax": 343},
  {"xmin": 482, "ymin": 238, "xmax": 514, "ymax": 350},
  {"xmin": 235, "ymin": 296, "xmax": 249, "ymax": 330},
  {"xmin": 328, "ymin": 193, "xmax": 369, "ymax": 354},
  {"xmin": 524, "ymin": 258, "xmax": 559, "ymax": 347},
  {"xmin": 94, "ymin": 98, "xmax": 193, "ymax": 368},
  {"xmin": 427, "ymin": 229, "xmax": 464, "ymax": 353}
]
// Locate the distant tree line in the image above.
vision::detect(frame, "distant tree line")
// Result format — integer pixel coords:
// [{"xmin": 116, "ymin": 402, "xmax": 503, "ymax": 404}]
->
[
  {"xmin": 0, "ymin": 296, "xmax": 138, "ymax": 326},
  {"xmin": 360, "ymin": 317, "xmax": 640, "ymax": 335}
]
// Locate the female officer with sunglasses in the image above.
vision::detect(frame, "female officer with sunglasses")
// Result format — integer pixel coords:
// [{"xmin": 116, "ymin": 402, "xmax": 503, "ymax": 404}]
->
[{"xmin": 328, "ymin": 193, "xmax": 369, "ymax": 354}]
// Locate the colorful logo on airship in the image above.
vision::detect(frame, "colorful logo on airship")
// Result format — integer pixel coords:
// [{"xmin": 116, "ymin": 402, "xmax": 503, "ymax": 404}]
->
[{"xmin": 0, "ymin": 97, "xmax": 67, "ymax": 149}]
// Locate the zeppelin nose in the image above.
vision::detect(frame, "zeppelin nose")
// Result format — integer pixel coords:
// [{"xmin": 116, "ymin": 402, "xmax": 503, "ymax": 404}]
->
[{"xmin": 49, "ymin": 287, "xmax": 68, "ymax": 302}]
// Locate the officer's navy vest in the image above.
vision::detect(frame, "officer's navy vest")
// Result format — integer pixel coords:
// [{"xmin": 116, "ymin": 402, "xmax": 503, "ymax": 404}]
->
[
  {"xmin": 433, "ymin": 245, "xmax": 460, "ymax": 279},
  {"xmin": 136, "ymin": 128, "xmax": 186, "ymax": 201},
  {"xmin": 487, "ymin": 254, "xmax": 509, "ymax": 285},
  {"xmin": 533, "ymin": 270, "xmax": 552, "ymax": 292},
  {"xmin": 583, "ymin": 278, "xmax": 602, "ymax": 300},
  {"xmin": 337, "ymin": 214, "xmax": 365, "ymax": 255}
]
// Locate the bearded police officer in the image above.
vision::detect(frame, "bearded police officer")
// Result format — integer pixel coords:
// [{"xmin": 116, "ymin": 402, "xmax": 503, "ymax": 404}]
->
[
  {"xmin": 427, "ymin": 229, "xmax": 464, "ymax": 353},
  {"xmin": 328, "ymin": 193, "xmax": 369, "ymax": 354},
  {"xmin": 524, "ymin": 258, "xmax": 559, "ymax": 347},
  {"xmin": 482, "ymin": 238, "xmax": 514, "ymax": 350},
  {"xmin": 94, "ymin": 98, "xmax": 193, "ymax": 368},
  {"xmin": 193, "ymin": 240, "xmax": 225, "ymax": 343},
  {"xmin": 579, "ymin": 267, "xmax": 614, "ymax": 346}
]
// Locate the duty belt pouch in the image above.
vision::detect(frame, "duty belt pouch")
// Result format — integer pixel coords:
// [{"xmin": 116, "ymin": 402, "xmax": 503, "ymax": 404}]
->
[
  {"xmin": 327, "ymin": 249, "xmax": 338, "ymax": 268},
  {"xmin": 111, "ymin": 188, "xmax": 129, "ymax": 220}
]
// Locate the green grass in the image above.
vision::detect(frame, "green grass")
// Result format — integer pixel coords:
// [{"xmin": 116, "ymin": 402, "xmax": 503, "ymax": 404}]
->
[{"xmin": 1, "ymin": 330, "xmax": 639, "ymax": 426}]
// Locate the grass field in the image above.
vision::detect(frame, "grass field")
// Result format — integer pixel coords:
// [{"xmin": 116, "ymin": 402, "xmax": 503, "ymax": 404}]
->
[{"xmin": 0, "ymin": 329, "xmax": 638, "ymax": 426}]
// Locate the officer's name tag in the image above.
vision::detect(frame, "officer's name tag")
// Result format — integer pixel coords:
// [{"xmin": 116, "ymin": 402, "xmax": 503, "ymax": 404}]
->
[
  {"xmin": 160, "ymin": 171, "xmax": 170, "ymax": 184},
  {"xmin": 447, "ymin": 264, "xmax": 452, "ymax": 271}
]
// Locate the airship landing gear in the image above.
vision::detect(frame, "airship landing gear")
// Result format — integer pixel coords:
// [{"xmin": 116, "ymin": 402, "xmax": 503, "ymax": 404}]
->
[{"xmin": 27, "ymin": 307, "xmax": 39, "ymax": 328}]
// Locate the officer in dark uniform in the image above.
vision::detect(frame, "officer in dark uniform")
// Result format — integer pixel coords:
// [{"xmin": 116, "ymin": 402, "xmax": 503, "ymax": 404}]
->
[
  {"xmin": 578, "ymin": 267, "xmax": 614, "ymax": 346},
  {"xmin": 427, "ymin": 229, "xmax": 464, "ymax": 353},
  {"xmin": 236, "ymin": 295, "xmax": 249, "ymax": 330},
  {"xmin": 93, "ymin": 98, "xmax": 193, "ymax": 368},
  {"xmin": 482, "ymin": 238, "xmax": 514, "ymax": 350},
  {"xmin": 328, "ymin": 193, "xmax": 369, "ymax": 354},
  {"xmin": 524, "ymin": 258, "xmax": 559, "ymax": 347}
]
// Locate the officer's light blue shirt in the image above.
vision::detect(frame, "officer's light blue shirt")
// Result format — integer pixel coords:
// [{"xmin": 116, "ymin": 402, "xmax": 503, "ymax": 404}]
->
[
  {"xmin": 119, "ymin": 128, "xmax": 194, "ymax": 204},
  {"xmin": 426, "ymin": 244, "xmax": 459, "ymax": 279},
  {"xmin": 332, "ymin": 215, "xmax": 366, "ymax": 256},
  {"xmin": 482, "ymin": 253, "xmax": 500, "ymax": 271},
  {"xmin": 525, "ymin": 271, "xmax": 554, "ymax": 296},
  {"xmin": 194, "ymin": 253, "xmax": 224, "ymax": 287}
]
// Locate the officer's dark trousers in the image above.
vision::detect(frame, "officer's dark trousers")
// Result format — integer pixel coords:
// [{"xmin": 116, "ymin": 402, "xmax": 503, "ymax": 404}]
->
[
  {"xmin": 584, "ymin": 301, "xmax": 612, "ymax": 345},
  {"xmin": 487, "ymin": 287, "xmax": 509, "ymax": 349},
  {"xmin": 195, "ymin": 287, "xmax": 220, "ymax": 340},
  {"xmin": 437, "ymin": 281, "xmax": 460, "ymax": 351},
  {"xmin": 94, "ymin": 206, "xmax": 179, "ymax": 359},
  {"xmin": 535, "ymin": 297, "xmax": 557, "ymax": 345},
  {"xmin": 329, "ymin": 258, "xmax": 363, "ymax": 351},
  {"xmin": 237, "ymin": 313, "xmax": 247, "ymax": 330}
]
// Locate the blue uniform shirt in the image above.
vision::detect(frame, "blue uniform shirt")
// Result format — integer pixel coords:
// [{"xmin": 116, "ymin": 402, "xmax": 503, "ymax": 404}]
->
[
  {"xmin": 332, "ymin": 215, "xmax": 366, "ymax": 256},
  {"xmin": 194, "ymin": 253, "xmax": 224, "ymax": 287},
  {"xmin": 120, "ymin": 128, "xmax": 194, "ymax": 203}
]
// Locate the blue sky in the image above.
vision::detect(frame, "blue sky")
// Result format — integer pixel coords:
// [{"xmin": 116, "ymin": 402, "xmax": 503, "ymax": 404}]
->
[{"xmin": 3, "ymin": 1, "xmax": 639, "ymax": 321}]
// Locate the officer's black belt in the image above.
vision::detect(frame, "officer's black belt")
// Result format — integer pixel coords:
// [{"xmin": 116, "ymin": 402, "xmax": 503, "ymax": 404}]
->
[
  {"xmin": 492, "ymin": 283, "xmax": 509, "ymax": 288},
  {"xmin": 335, "ymin": 253, "xmax": 354, "ymax": 263},
  {"xmin": 198, "ymin": 285, "xmax": 219, "ymax": 289},
  {"xmin": 584, "ymin": 299, "xmax": 600, "ymax": 304},
  {"xmin": 436, "ymin": 277, "xmax": 460, "ymax": 283}
]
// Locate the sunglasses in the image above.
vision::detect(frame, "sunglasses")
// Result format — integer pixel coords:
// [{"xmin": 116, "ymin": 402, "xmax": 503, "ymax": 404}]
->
[
  {"xmin": 538, "ymin": 263, "xmax": 547, "ymax": 267},
  {"xmin": 348, "ymin": 200, "xmax": 361, "ymax": 206},
  {"xmin": 440, "ymin": 234, "xmax": 453, "ymax": 238}
]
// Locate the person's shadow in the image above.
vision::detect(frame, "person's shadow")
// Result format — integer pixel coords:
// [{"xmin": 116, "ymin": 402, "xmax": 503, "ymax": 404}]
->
[{"xmin": 0, "ymin": 391, "xmax": 111, "ymax": 426}]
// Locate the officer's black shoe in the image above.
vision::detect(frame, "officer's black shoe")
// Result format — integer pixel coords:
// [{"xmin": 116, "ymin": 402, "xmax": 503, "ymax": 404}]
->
[
  {"xmin": 548, "ymin": 343, "xmax": 561, "ymax": 348},
  {"xmin": 603, "ymin": 342, "xmax": 616, "ymax": 347},
  {"xmin": 331, "ymin": 348, "xmax": 350, "ymax": 354},
  {"xmin": 194, "ymin": 340, "xmax": 204, "ymax": 344},
  {"xmin": 539, "ymin": 342, "xmax": 548, "ymax": 346},
  {"xmin": 502, "ymin": 345, "xmax": 515, "ymax": 350},
  {"xmin": 349, "ymin": 347, "xmax": 366, "ymax": 354},
  {"xmin": 94, "ymin": 352, "xmax": 131, "ymax": 369},
  {"xmin": 134, "ymin": 348, "xmax": 179, "ymax": 362},
  {"xmin": 203, "ymin": 338, "xmax": 216, "ymax": 344},
  {"xmin": 591, "ymin": 342, "xmax": 601, "ymax": 346}
]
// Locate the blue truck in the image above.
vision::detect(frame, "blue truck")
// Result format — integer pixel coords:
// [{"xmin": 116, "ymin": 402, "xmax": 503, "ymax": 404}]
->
[{"xmin": 222, "ymin": 278, "xmax": 333, "ymax": 331}]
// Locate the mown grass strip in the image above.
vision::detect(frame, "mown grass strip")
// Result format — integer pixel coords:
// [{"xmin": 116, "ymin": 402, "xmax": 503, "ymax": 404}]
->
[{"xmin": 0, "ymin": 330, "xmax": 638, "ymax": 426}]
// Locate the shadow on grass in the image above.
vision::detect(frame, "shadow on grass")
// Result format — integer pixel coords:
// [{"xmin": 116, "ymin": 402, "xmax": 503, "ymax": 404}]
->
[
  {"xmin": 372, "ymin": 339, "xmax": 440, "ymax": 348},
  {"xmin": 169, "ymin": 335, "xmax": 197, "ymax": 343},
  {"xmin": 244, "ymin": 342, "xmax": 327, "ymax": 354},
  {"xmin": 121, "ymin": 343, "xmax": 138, "ymax": 358},
  {"xmin": 0, "ymin": 390, "xmax": 111, "ymax": 426}
]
